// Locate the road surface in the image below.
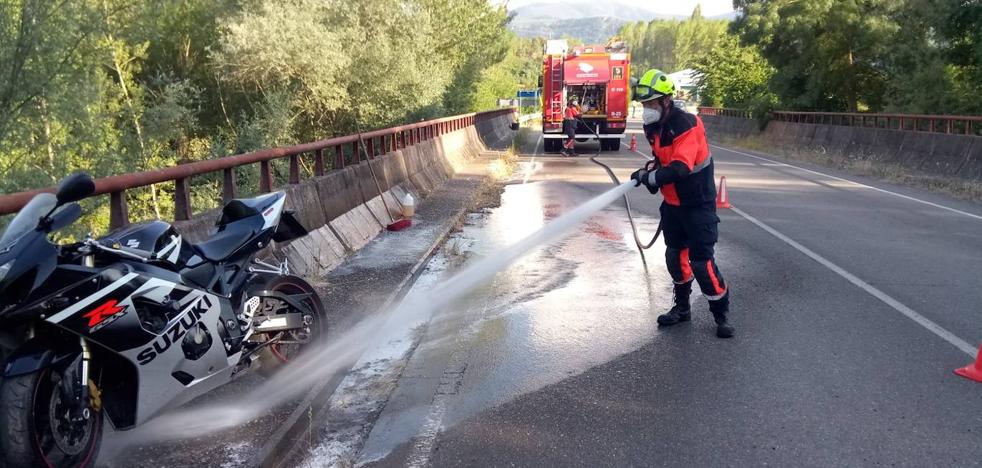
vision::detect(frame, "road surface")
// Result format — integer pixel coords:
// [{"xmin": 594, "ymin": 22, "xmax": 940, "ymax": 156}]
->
[{"xmin": 307, "ymin": 117, "xmax": 982, "ymax": 467}]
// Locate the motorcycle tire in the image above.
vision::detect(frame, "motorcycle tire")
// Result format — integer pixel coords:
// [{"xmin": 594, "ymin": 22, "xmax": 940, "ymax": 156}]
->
[
  {"xmin": 0, "ymin": 368, "xmax": 102, "ymax": 468},
  {"xmin": 253, "ymin": 275, "xmax": 328, "ymax": 377}
]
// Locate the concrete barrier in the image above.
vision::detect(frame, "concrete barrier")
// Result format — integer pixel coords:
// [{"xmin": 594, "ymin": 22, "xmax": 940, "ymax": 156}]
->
[
  {"xmin": 701, "ymin": 113, "xmax": 981, "ymax": 181},
  {"xmin": 173, "ymin": 110, "xmax": 516, "ymax": 279}
]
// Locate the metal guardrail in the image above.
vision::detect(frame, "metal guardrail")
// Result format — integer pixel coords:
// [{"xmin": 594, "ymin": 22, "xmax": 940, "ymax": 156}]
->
[
  {"xmin": 771, "ymin": 111, "xmax": 980, "ymax": 136},
  {"xmin": 698, "ymin": 107, "xmax": 753, "ymax": 119},
  {"xmin": 698, "ymin": 107, "xmax": 981, "ymax": 136},
  {"xmin": 0, "ymin": 108, "xmax": 516, "ymax": 229}
]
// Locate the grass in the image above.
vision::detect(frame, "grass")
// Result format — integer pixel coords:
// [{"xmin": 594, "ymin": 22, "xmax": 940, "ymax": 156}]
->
[{"xmin": 717, "ymin": 133, "xmax": 982, "ymax": 204}]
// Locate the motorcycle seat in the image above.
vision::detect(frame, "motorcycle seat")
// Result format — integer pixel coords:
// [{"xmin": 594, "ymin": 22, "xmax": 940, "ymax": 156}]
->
[
  {"xmin": 217, "ymin": 192, "xmax": 282, "ymax": 225},
  {"xmin": 192, "ymin": 193, "xmax": 282, "ymax": 262},
  {"xmin": 193, "ymin": 226, "xmax": 257, "ymax": 262}
]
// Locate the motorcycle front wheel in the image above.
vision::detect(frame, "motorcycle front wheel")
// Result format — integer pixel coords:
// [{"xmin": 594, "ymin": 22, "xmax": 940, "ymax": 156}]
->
[{"xmin": 0, "ymin": 368, "xmax": 102, "ymax": 468}]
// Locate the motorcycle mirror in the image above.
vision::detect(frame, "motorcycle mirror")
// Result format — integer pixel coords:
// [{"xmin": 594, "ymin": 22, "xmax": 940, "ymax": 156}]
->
[
  {"xmin": 49, "ymin": 203, "xmax": 82, "ymax": 232},
  {"xmin": 55, "ymin": 172, "xmax": 95, "ymax": 206}
]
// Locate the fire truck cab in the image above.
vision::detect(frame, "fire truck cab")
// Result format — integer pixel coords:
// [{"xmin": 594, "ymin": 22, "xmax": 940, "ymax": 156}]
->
[{"xmin": 541, "ymin": 39, "xmax": 630, "ymax": 153}]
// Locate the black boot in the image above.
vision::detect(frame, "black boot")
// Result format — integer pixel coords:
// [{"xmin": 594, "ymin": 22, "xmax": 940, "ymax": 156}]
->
[
  {"xmin": 709, "ymin": 293, "xmax": 734, "ymax": 338},
  {"xmin": 657, "ymin": 282, "xmax": 692, "ymax": 326}
]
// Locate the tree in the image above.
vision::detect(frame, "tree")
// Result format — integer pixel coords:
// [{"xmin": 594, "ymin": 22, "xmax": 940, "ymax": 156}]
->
[
  {"xmin": 733, "ymin": 0, "xmax": 899, "ymax": 112},
  {"xmin": 617, "ymin": 12, "xmax": 728, "ymax": 76},
  {"xmin": 691, "ymin": 35, "xmax": 773, "ymax": 108}
]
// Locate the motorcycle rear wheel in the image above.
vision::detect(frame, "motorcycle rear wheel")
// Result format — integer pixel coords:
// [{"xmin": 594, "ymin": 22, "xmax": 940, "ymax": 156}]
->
[
  {"xmin": 0, "ymin": 368, "xmax": 102, "ymax": 468},
  {"xmin": 254, "ymin": 275, "xmax": 328, "ymax": 377}
]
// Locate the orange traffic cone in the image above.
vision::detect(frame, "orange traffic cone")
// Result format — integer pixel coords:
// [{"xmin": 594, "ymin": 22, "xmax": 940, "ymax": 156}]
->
[
  {"xmin": 955, "ymin": 345, "xmax": 982, "ymax": 383},
  {"xmin": 629, "ymin": 134, "xmax": 638, "ymax": 151},
  {"xmin": 715, "ymin": 176, "xmax": 731, "ymax": 209}
]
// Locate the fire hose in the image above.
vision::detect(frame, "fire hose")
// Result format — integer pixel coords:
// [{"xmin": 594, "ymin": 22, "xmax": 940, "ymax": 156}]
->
[{"xmin": 575, "ymin": 116, "xmax": 661, "ymax": 264}]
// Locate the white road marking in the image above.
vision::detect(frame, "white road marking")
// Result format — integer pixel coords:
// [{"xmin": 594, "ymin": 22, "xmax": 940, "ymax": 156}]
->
[
  {"xmin": 620, "ymin": 139, "xmax": 654, "ymax": 161},
  {"xmin": 715, "ymin": 161, "xmax": 785, "ymax": 167},
  {"xmin": 523, "ymin": 135, "xmax": 542, "ymax": 184},
  {"xmin": 730, "ymin": 205, "xmax": 977, "ymax": 357},
  {"xmin": 712, "ymin": 144, "xmax": 982, "ymax": 222}
]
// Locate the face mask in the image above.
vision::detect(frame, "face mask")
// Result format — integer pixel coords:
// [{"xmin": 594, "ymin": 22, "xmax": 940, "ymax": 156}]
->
[{"xmin": 642, "ymin": 107, "xmax": 661, "ymax": 125}]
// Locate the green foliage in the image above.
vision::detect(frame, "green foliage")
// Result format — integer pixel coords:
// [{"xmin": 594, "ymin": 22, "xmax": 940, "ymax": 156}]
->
[
  {"xmin": 731, "ymin": 0, "xmax": 982, "ymax": 114},
  {"xmin": 0, "ymin": 0, "xmax": 518, "ymax": 235},
  {"xmin": 690, "ymin": 35, "xmax": 774, "ymax": 109},
  {"xmin": 618, "ymin": 11, "xmax": 729, "ymax": 75}
]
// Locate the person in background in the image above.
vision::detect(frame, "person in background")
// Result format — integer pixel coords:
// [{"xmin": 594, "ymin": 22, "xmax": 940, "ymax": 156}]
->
[{"xmin": 563, "ymin": 99, "xmax": 581, "ymax": 156}]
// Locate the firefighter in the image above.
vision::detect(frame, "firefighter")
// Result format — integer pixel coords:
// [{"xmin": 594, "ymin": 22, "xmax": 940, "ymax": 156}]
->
[
  {"xmin": 562, "ymin": 99, "xmax": 580, "ymax": 155},
  {"xmin": 629, "ymin": 69, "xmax": 734, "ymax": 338}
]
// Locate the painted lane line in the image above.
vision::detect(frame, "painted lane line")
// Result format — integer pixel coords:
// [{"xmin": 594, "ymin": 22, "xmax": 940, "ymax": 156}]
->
[
  {"xmin": 712, "ymin": 144, "xmax": 982, "ymax": 222},
  {"xmin": 523, "ymin": 135, "xmax": 542, "ymax": 184},
  {"xmin": 730, "ymin": 205, "xmax": 976, "ymax": 357},
  {"xmin": 620, "ymin": 139, "xmax": 654, "ymax": 161}
]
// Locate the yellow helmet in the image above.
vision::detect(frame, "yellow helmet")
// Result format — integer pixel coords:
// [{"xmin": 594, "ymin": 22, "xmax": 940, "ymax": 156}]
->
[{"xmin": 632, "ymin": 69, "xmax": 675, "ymax": 102}]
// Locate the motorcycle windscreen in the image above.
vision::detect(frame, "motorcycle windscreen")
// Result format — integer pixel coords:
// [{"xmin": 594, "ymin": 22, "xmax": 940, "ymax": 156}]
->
[{"xmin": 563, "ymin": 57, "xmax": 610, "ymax": 84}]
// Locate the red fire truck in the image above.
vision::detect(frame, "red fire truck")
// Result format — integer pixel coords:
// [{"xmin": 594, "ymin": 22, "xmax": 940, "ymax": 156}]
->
[{"xmin": 540, "ymin": 39, "xmax": 630, "ymax": 153}]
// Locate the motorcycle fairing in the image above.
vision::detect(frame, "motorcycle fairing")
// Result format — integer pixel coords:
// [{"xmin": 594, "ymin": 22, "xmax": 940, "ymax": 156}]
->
[{"xmin": 45, "ymin": 271, "xmax": 235, "ymax": 427}]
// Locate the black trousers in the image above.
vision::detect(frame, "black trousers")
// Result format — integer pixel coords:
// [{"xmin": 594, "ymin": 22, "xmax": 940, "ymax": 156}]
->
[
  {"xmin": 563, "ymin": 119, "xmax": 576, "ymax": 148},
  {"xmin": 660, "ymin": 201, "xmax": 728, "ymax": 301}
]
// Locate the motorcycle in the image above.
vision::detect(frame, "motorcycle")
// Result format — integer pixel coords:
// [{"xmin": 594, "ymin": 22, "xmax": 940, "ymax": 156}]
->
[{"xmin": 0, "ymin": 173, "xmax": 327, "ymax": 467}]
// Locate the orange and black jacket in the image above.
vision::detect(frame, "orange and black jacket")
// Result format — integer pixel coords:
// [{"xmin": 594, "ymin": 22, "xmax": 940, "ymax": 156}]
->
[{"xmin": 643, "ymin": 110, "xmax": 716, "ymax": 207}]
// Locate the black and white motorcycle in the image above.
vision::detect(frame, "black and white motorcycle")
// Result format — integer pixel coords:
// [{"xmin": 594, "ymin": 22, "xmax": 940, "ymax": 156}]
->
[{"xmin": 0, "ymin": 173, "xmax": 327, "ymax": 467}]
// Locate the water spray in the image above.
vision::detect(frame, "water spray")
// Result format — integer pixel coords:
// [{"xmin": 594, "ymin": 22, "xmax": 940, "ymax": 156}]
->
[
  {"xmin": 575, "ymin": 116, "xmax": 662, "ymax": 263},
  {"xmin": 112, "ymin": 179, "xmax": 640, "ymax": 446}
]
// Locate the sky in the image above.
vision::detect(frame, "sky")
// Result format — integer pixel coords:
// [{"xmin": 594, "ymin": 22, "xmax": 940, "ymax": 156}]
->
[{"xmin": 498, "ymin": 0, "xmax": 736, "ymax": 17}]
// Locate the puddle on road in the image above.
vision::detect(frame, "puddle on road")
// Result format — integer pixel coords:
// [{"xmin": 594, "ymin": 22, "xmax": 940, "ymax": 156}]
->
[{"xmin": 344, "ymin": 180, "xmax": 672, "ymax": 465}]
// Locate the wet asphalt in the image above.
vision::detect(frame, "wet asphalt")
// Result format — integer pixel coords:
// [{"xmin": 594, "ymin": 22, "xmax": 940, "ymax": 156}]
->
[{"xmin": 357, "ymin": 119, "xmax": 982, "ymax": 467}]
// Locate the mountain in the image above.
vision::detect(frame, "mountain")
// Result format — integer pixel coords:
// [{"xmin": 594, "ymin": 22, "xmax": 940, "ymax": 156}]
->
[
  {"xmin": 708, "ymin": 11, "xmax": 739, "ymax": 21},
  {"xmin": 507, "ymin": 1, "xmax": 690, "ymax": 43},
  {"xmin": 508, "ymin": 17, "xmax": 630, "ymax": 44},
  {"xmin": 510, "ymin": 1, "xmax": 678, "ymax": 22}
]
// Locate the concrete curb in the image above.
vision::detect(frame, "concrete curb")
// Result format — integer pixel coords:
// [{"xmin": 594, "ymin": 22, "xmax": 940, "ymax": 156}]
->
[
  {"xmin": 701, "ymin": 114, "xmax": 981, "ymax": 181},
  {"xmin": 253, "ymin": 185, "xmax": 482, "ymax": 468}
]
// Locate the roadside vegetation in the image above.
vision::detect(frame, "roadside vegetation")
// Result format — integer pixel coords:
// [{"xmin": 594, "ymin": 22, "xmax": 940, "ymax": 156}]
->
[
  {"xmin": 703, "ymin": 1, "xmax": 978, "ymax": 118},
  {"xmin": 0, "ymin": 0, "xmax": 542, "ymax": 233}
]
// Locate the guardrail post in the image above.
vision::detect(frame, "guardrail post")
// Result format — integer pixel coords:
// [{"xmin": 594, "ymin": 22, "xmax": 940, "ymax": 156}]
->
[
  {"xmin": 260, "ymin": 160, "xmax": 273, "ymax": 193},
  {"xmin": 335, "ymin": 146, "xmax": 344, "ymax": 169},
  {"xmin": 174, "ymin": 177, "xmax": 192, "ymax": 221},
  {"xmin": 110, "ymin": 191, "xmax": 129, "ymax": 229},
  {"xmin": 930, "ymin": 119, "xmax": 935, "ymax": 133},
  {"xmin": 314, "ymin": 149, "xmax": 325, "ymax": 176},
  {"xmin": 946, "ymin": 119, "xmax": 952, "ymax": 134},
  {"xmin": 223, "ymin": 167, "xmax": 237, "ymax": 203},
  {"xmin": 289, "ymin": 154, "xmax": 300, "ymax": 184},
  {"xmin": 366, "ymin": 138, "xmax": 375, "ymax": 159}
]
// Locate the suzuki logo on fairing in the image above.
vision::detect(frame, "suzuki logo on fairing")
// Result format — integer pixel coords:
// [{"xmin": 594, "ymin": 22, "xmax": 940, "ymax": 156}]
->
[
  {"xmin": 126, "ymin": 239, "xmax": 140, "ymax": 248},
  {"xmin": 84, "ymin": 300, "xmax": 128, "ymax": 332},
  {"xmin": 136, "ymin": 295, "xmax": 212, "ymax": 365}
]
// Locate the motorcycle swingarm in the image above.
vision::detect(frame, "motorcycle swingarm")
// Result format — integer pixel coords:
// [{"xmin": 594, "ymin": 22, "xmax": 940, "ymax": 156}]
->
[{"xmin": 253, "ymin": 312, "xmax": 303, "ymax": 333}]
